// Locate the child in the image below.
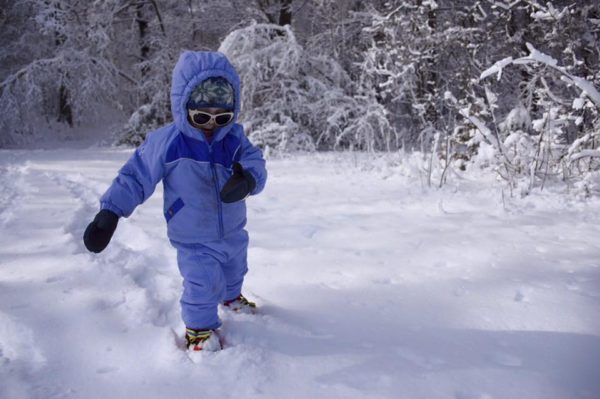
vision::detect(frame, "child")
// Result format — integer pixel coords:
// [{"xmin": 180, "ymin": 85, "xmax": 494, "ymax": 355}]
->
[{"xmin": 83, "ymin": 51, "xmax": 267, "ymax": 352}]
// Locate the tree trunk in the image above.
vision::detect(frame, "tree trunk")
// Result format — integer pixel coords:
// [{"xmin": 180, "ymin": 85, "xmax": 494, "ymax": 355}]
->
[
  {"xmin": 57, "ymin": 83, "xmax": 73, "ymax": 127},
  {"xmin": 508, "ymin": 3, "xmax": 538, "ymax": 115},
  {"xmin": 279, "ymin": 0, "xmax": 292, "ymax": 26},
  {"xmin": 257, "ymin": 0, "xmax": 292, "ymax": 27},
  {"xmin": 54, "ymin": 19, "xmax": 72, "ymax": 127},
  {"xmin": 137, "ymin": 4, "xmax": 151, "ymax": 104},
  {"xmin": 415, "ymin": 0, "xmax": 438, "ymax": 127},
  {"xmin": 137, "ymin": 4, "xmax": 150, "ymax": 78}
]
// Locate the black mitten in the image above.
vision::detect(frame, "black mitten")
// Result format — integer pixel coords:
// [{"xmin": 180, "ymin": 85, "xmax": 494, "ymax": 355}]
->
[
  {"xmin": 83, "ymin": 209, "xmax": 119, "ymax": 253},
  {"xmin": 220, "ymin": 162, "xmax": 256, "ymax": 203}
]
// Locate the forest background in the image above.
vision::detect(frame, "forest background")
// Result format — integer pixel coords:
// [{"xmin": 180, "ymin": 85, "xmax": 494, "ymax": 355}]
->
[{"xmin": 1, "ymin": 0, "xmax": 599, "ymax": 194}]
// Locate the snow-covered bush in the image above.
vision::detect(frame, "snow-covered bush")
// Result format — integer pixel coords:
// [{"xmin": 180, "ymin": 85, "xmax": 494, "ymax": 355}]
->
[
  {"xmin": 456, "ymin": 43, "xmax": 600, "ymax": 194},
  {"xmin": 219, "ymin": 23, "xmax": 393, "ymax": 152}
]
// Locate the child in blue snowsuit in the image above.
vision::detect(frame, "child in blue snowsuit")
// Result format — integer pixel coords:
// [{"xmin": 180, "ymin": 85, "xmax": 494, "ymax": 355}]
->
[{"xmin": 83, "ymin": 51, "xmax": 267, "ymax": 351}]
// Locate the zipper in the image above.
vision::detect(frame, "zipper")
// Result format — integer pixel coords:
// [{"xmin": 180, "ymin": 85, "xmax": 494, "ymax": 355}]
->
[{"xmin": 209, "ymin": 146, "xmax": 225, "ymax": 239}]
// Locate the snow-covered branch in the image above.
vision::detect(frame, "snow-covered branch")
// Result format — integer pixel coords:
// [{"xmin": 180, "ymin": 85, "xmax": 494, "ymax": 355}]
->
[
  {"xmin": 480, "ymin": 43, "xmax": 600, "ymax": 107},
  {"xmin": 570, "ymin": 149, "xmax": 600, "ymax": 161}
]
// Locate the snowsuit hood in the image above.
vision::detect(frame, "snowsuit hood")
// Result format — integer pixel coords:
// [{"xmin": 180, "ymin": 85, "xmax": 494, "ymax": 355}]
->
[{"xmin": 171, "ymin": 51, "xmax": 241, "ymax": 143}]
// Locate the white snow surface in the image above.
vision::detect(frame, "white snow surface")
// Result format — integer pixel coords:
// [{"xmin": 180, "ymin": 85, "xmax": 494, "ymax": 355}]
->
[{"xmin": 1, "ymin": 148, "xmax": 600, "ymax": 399}]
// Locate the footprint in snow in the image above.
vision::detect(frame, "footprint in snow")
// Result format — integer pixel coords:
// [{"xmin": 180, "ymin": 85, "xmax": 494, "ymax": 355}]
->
[{"xmin": 514, "ymin": 287, "xmax": 533, "ymax": 302}]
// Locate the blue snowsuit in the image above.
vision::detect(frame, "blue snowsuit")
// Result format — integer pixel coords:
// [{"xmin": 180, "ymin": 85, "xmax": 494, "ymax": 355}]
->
[{"xmin": 99, "ymin": 51, "xmax": 267, "ymax": 329}]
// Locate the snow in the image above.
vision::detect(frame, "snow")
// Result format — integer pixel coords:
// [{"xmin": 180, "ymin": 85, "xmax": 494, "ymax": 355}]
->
[
  {"xmin": 1, "ymin": 148, "xmax": 600, "ymax": 399},
  {"xmin": 458, "ymin": 108, "xmax": 497, "ymax": 150},
  {"xmin": 520, "ymin": 43, "xmax": 559, "ymax": 68},
  {"xmin": 502, "ymin": 105, "xmax": 531, "ymax": 132},
  {"xmin": 573, "ymin": 98, "xmax": 585, "ymax": 110},
  {"xmin": 566, "ymin": 75, "xmax": 600, "ymax": 107},
  {"xmin": 530, "ymin": 4, "xmax": 567, "ymax": 21},
  {"xmin": 570, "ymin": 149, "xmax": 600, "ymax": 161},
  {"xmin": 479, "ymin": 57, "xmax": 513, "ymax": 81}
]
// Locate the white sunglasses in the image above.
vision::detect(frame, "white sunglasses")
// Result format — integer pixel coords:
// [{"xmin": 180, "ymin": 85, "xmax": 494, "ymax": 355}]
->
[{"xmin": 188, "ymin": 109, "xmax": 234, "ymax": 126}]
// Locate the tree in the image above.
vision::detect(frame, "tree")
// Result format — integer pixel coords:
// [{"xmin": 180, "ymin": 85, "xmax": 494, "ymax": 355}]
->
[{"xmin": 0, "ymin": 0, "xmax": 135, "ymax": 146}]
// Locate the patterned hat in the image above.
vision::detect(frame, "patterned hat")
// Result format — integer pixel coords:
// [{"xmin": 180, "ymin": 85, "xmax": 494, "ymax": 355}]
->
[{"xmin": 186, "ymin": 76, "xmax": 235, "ymax": 110}]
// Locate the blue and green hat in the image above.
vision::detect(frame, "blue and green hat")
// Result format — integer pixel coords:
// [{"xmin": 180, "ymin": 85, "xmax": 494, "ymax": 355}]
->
[{"xmin": 186, "ymin": 76, "xmax": 235, "ymax": 110}]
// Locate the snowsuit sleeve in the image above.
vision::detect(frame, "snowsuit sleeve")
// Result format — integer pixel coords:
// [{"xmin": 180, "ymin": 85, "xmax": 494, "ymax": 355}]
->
[
  {"xmin": 99, "ymin": 131, "xmax": 167, "ymax": 217},
  {"xmin": 237, "ymin": 129, "xmax": 267, "ymax": 196}
]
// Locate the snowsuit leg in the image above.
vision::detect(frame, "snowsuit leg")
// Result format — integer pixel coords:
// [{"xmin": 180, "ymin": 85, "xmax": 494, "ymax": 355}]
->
[
  {"xmin": 221, "ymin": 229, "xmax": 249, "ymax": 301},
  {"xmin": 173, "ymin": 229, "xmax": 249, "ymax": 330},
  {"xmin": 176, "ymin": 247, "xmax": 225, "ymax": 330}
]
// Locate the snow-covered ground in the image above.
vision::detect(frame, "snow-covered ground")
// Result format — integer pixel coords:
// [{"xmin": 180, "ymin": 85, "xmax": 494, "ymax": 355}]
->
[{"xmin": 1, "ymin": 148, "xmax": 599, "ymax": 399}]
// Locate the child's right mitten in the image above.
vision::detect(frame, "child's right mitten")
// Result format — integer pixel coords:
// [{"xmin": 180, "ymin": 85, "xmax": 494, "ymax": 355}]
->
[{"xmin": 83, "ymin": 209, "xmax": 119, "ymax": 253}]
